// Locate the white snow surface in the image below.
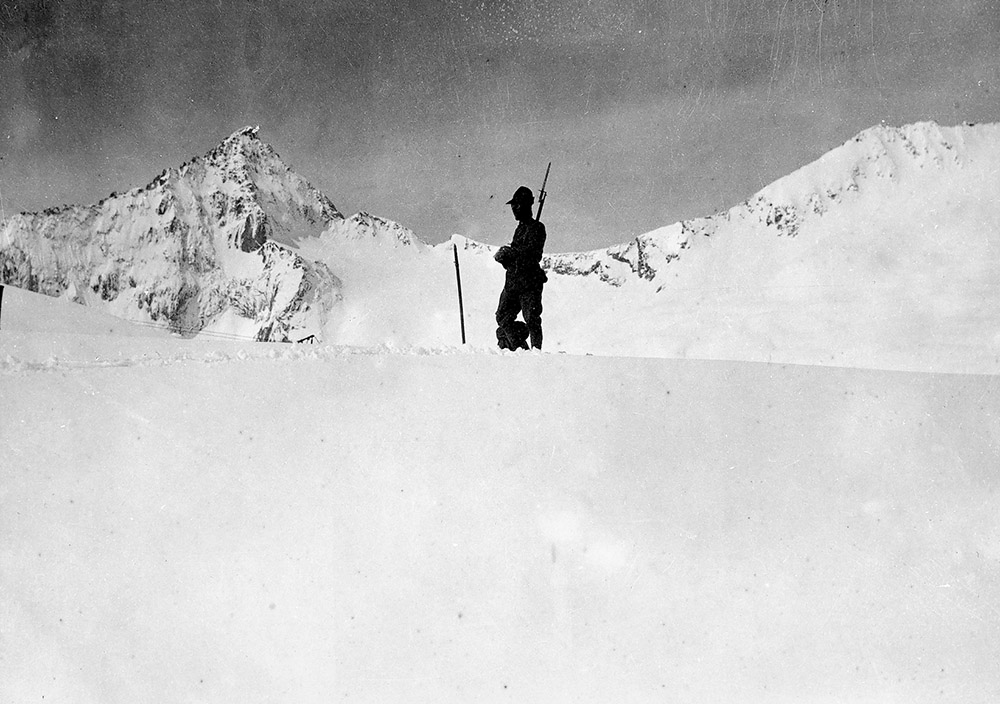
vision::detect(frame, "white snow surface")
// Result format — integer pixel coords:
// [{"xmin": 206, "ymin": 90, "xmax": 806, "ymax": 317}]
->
[
  {"xmin": 3, "ymin": 121, "xmax": 1000, "ymax": 702},
  {"xmin": 2, "ymin": 294, "xmax": 1000, "ymax": 702}
]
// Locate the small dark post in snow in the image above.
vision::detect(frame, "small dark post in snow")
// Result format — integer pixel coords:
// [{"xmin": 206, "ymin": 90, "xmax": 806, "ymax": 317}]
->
[
  {"xmin": 453, "ymin": 243, "xmax": 466, "ymax": 344},
  {"xmin": 0, "ymin": 284, "xmax": 4, "ymax": 331}
]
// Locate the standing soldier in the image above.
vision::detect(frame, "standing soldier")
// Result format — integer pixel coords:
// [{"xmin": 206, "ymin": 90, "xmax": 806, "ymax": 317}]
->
[{"xmin": 494, "ymin": 185, "xmax": 547, "ymax": 350}]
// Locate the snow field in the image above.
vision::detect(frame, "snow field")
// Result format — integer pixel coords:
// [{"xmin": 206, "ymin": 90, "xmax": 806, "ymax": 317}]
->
[{"xmin": 3, "ymin": 346, "xmax": 1000, "ymax": 703}]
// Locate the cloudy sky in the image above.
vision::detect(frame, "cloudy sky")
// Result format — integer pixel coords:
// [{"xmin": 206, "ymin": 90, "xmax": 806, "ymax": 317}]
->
[{"xmin": 1, "ymin": 0, "xmax": 998, "ymax": 251}]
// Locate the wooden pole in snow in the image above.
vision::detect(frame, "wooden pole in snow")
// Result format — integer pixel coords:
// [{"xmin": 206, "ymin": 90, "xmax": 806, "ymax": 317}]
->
[{"xmin": 452, "ymin": 243, "xmax": 466, "ymax": 344}]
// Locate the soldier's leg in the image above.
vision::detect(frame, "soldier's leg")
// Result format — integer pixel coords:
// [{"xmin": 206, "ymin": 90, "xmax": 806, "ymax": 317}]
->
[
  {"xmin": 495, "ymin": 283, "xmax": 523, "ymax": 349},
  {"xmin": 521, "ymin": 286, "xmax": 543, "ymax": 350},
  {"xmin": 511, "ymin": 320, "xmax": 530, "ymax": 350}
]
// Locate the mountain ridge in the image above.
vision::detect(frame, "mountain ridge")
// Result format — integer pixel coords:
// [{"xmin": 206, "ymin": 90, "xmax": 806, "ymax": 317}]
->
[
  {"xmin": 3, "ymin": 119, "xmax": 1000, "ymax": 368},
  {"xmin": 538, "ymin": 120, "xmax": 999, "ymax": 287},
  {"xmin": 1, "ymin": 127, "xmax": 401, "ymax": 341}
]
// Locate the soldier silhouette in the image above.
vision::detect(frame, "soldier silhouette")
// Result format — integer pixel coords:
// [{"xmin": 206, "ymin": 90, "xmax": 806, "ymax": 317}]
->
[{"xmin": 494, "ymin": 185, "xmax": 547, "ymax": 350}]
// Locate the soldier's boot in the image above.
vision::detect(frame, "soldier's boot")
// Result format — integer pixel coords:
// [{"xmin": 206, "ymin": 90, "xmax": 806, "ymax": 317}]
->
[
  {"xmin": 525, "ymin": 315, "xmax": 542, "ymax": 350},
  {"xmin": 528, "ymin": 326, "xmax": 542, "ymax": 350}
]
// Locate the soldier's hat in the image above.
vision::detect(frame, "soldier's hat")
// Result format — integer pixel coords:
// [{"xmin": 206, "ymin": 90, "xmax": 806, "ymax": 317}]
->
[{"xmin": 506, "ymin": 186, "xmax": 534, "ymax": 205}]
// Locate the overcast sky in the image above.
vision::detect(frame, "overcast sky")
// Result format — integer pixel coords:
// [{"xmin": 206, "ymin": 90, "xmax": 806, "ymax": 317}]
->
[{"xmin": 1, "ymin": 0, "xmax": 998, "ymax": 251}]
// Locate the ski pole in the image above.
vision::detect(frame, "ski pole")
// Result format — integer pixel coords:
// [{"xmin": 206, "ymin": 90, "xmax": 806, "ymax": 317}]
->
[{"xmin": 453, "ymin": 243, "xmax": 466, "ymax": 344}]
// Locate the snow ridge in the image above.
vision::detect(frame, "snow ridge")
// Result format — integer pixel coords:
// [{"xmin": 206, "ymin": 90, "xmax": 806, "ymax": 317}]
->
[
  {"xmin": 543, "ymin": 120, "xmax": 996, "ymax": 285},
  {"xmin": 0, "ymin": 341, "xmax": 492, "ymax": 376},
  {"xmin": 737, "ymin": 120, "xmax": 975, "ymax": 240}
]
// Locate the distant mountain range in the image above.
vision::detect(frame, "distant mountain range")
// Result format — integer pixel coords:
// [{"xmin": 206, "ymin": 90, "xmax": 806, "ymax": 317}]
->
[{"xmin": 3, "ymin": 120, "xmax": 1000, "ymax": 371}]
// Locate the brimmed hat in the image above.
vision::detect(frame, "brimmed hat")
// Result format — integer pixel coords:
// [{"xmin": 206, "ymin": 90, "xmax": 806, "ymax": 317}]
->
[{"xmin": 506, "ymin": 186, "xmax": 534, "ymax": 205}]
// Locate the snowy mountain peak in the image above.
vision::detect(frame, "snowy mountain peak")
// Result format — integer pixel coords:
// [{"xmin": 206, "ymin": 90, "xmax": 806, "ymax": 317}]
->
[
  {"xmin": 541, "ymin": 122, "xmax": 986, "ymax": 287},
  {"xmin": 849, "ymin": 120, "xmax": 964, "ymax": 165},
  {"xmin": 228, "ymin": 125, "xmax": 261, "ymax": 141},
  {"xmin": 1, "ymin": 128, "xmax": 349, "ymax": 341},
  {"xmin": 172, "ymin": 126, "xmax": 343, "ymax": 251},
  {"xmin": 750, "ymin": 119, "xmax": 984, "ymax": 231}
]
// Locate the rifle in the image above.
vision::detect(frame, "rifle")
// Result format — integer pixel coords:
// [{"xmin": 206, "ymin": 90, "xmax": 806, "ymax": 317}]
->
[{"xmin": 535, "ymin": 162, "xmax": 551, "ymax": 221}]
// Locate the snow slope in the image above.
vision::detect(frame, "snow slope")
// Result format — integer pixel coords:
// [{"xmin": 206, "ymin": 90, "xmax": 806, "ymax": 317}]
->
[
  {"xmin": 0, "ymin": 284, "xmax": 174, "ymax": 338},
  {"xmin": 2, "ymin": 307, "xmax": 999, "ymax": 702},
  {"xmin": 0, "ymin": 284, "xmax": 261, "ymax": 369}
]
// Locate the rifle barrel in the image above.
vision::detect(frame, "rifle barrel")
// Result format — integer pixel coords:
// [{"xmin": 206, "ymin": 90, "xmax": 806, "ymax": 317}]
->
[{"xmin": 536, "ymin": 162, "xmax": 552, "ymax": 221}]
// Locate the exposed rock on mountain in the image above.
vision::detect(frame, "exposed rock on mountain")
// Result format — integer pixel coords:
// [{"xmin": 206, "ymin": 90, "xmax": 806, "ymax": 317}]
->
[{"xmin": 0, "ymin": 126, "xmax": 347, "ymax": 341}]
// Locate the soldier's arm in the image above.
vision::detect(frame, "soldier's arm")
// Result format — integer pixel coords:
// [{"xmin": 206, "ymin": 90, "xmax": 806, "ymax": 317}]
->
[
  {"xmin": 511, "ymin": 221, "xmax": 546, "ymax": 265},
  {"xmin": 526, "ymin": 221, "xmax": 546, "ymax": 264}
]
